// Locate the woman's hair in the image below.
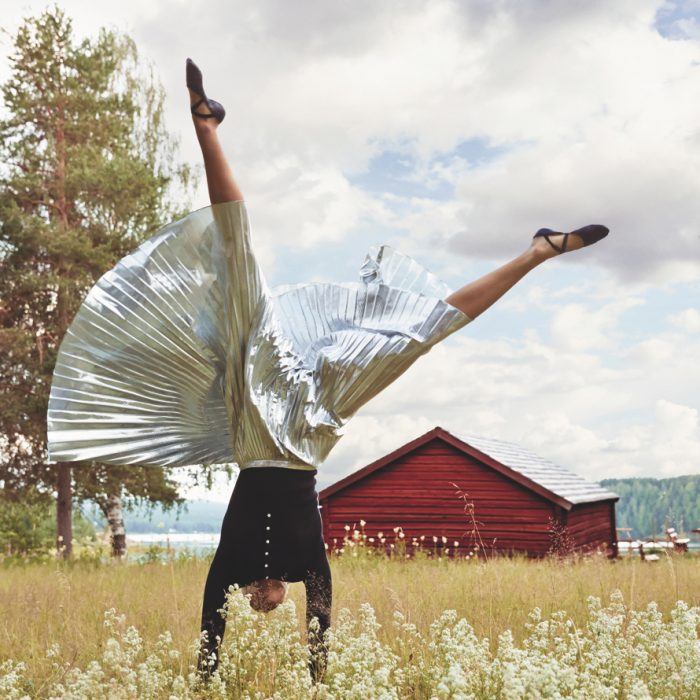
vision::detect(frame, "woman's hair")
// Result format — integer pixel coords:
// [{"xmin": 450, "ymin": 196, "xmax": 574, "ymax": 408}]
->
[{"xmin": 243, "ymin": 578, "xmax": 288, "ymax": 612}]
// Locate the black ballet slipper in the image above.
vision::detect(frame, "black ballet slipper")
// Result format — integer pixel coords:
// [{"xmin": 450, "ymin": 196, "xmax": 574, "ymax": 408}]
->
[
  {"xmin": 533, "ymin": 224, "xmax": 609, "ymax": 254},
  {"xmin": 186, "ymin": 57, "xmax": 226, "ymax": 124}
]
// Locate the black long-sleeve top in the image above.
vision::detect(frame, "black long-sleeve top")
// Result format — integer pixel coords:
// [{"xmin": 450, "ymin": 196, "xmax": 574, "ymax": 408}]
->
[{"xmin": 199, "ymin": 466, "xmax": 332, "ymax": 683}]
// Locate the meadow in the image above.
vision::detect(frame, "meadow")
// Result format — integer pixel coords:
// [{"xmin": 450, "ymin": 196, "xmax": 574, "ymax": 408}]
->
[{"xmin": 0, "ymin": 540, "xmax": 698, "ymax": 699}]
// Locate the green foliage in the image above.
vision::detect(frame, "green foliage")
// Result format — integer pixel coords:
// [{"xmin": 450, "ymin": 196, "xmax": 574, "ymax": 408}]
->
[
  {"xmin": 0, "ymin": 4, "xmax": 193, "ymax": 488},
  {"xmin": 0, "ymin": 491, "xmax": 95, "ymax": 555},
  {"xmin": 83, "ymin": 498, "xmax": 229, "ymax": 533},
  {"xmin": 72, "ymin": 463, "xmax": 186, "ymax": 534},
  {"xmin": 601, "ymin": 474, "xmax": 700, "ymax": 538},
  {"xmin": 0, "ymin": 5, "xmax": 225, "ymax": 522}
]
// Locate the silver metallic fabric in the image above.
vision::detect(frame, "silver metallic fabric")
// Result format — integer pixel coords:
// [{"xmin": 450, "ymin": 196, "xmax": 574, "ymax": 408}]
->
[{"xmin": 47, "ymin": 200, "xmax": 471, "ymax": 471}]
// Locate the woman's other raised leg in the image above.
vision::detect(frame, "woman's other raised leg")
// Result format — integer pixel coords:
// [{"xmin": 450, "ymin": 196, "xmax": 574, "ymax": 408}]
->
[{"xmin": 188, "ymin": 86, "xmax": 244, "ymax": 205}]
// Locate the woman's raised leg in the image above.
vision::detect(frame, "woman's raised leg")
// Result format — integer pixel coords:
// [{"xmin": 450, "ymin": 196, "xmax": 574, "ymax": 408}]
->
[
  {"xmin": 188, "ymin": 86, "xmax": 244, "ymax": 205},
  {"xmin": 445, "ymin": 231, "xmax": 592, "ymax": 320}
]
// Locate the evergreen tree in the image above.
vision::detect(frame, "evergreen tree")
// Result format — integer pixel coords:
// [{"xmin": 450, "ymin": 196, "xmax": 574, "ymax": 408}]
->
[
  {"xmin": 602, "ymin": 475, "xmax": 700, "ymax": 539},
  {"xmin": 0, "ymin": 5, "xmax": 228, "ymax": 557}
]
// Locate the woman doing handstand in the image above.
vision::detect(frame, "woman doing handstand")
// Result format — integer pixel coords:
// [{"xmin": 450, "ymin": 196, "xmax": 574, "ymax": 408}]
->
[{"xmin": 46, "ymin": 57, "xmax": 609, "ymax": 688}]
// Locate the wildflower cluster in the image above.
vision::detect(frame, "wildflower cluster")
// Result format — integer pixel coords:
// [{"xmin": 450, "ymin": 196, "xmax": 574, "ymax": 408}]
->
[
  {"xmin": 1, "ymin": 588, "xmax": 697, "ymax": 698},
  {"xmin": 330, "ymin": 520, "xmax": 481, "ymax": 562}
]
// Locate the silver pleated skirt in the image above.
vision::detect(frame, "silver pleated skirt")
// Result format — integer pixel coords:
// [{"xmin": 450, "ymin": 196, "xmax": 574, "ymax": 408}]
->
[{"xmin": 47, "ymin": 199, "xmax": 471, "ymax": 471}]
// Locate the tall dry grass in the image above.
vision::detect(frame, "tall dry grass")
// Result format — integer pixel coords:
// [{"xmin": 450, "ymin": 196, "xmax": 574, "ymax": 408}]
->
[{"xmin": 1, "ymin": 542, "xmax": 697, "ymax": 689}]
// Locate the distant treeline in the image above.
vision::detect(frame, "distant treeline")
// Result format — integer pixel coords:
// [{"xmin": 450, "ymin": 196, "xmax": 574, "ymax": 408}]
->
[
  {"xmin": 600, "ymin": 474, "xmax": 699, "ymax": 539},
  {"xmin": 78, "ymin": 475, "xmax": 700, "ymax": 540}
]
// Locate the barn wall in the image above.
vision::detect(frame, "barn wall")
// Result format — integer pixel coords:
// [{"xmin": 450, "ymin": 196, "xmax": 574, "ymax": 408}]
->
[
  {"xmin": 566, "ymin": 500, "xmax": 616, "ymax": 556},
  {"xmin": 321, "ymin": 438, "xmax": 559, "ymax": 557}
]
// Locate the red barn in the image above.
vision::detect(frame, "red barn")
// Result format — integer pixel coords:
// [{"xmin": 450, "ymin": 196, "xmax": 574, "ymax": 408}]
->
[{"xmin": 319, "ymin": 427, "xmax": 620, "ymax": 558}]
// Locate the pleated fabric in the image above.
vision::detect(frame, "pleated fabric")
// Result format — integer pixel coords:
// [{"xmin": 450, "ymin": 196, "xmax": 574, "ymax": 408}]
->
[{"xmin": 47, "ymin": 199, "xmax": 471, "ymax": 470}]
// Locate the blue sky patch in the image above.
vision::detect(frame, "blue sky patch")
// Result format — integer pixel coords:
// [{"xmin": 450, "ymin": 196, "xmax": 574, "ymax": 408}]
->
[
  {"xmin": 654, "ymin": 0, "xmax": 700, "ymax": 40},
  {"xmin": 346, "ymin": 136, "xmax": 512, "ymax": 200}
]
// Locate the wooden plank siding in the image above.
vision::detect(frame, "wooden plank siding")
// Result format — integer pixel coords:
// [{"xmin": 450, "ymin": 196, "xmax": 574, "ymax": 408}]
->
[
  {"xmin": 321, "ymin": 438, "xmax": 560, "ymax": 557},
  {"xmin": 567, "ymin": 500, "xmax": 617, "ymax": 556},
  {"xmin": 320, "ymin": 432, "xmax": 619, "ymax": 558}
]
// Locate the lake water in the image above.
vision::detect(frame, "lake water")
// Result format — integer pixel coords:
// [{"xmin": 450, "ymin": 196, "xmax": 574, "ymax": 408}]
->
[
  {"xmin": 127, "ymin": 532, "xmax": 219, "ymax": 554},
  {"xmin": 126, "ymin": 533, "xmax": 700, "ymax": 556}
]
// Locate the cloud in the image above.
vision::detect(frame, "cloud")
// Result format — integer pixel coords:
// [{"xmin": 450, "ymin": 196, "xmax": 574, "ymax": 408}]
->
[
  {"xmin": 3, "ymin": 0, "xmax": 698, "ymax": 501},
  {"xmin": 605, "ymin": 399, "xmax": 700, "ymax": 477},
  {"xmin": 44, "ymin": 0, "xmax": 687, "ymax": 284},
  {"xmin": 6, "ymin": 0, "xmax": 699, "ymax": 280},
  {"xmin": 319, "ymin": 275, "xmax": 700, "ymax": 488},
  {"xmin": 549, "ymin": 297, "xmax": 645, "ymax": 351},
  {"xmin": 669, "ymin": 307, "xmax": 700, "ymax": 332}
]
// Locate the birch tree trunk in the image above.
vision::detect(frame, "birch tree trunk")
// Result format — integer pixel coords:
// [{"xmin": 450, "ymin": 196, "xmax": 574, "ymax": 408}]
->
[{"xmin": 106, "ymin": 493, "xmax": 127, "ymax": 558}]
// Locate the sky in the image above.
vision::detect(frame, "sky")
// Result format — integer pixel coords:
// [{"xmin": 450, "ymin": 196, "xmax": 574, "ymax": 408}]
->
[{"xmin": 3, "ymin": 0, "xmax": 700, "ymax": 500}]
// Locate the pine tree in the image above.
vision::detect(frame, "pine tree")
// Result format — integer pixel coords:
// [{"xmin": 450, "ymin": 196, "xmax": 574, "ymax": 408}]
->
[{"xmin": 0, "ymin": 5, "xmax": 226, "ymax": 557}]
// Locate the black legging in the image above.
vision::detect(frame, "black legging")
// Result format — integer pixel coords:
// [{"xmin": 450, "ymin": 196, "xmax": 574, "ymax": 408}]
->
[{"xmin": 198, "ymin": 467, "xmax": 332, "ymax": 683}]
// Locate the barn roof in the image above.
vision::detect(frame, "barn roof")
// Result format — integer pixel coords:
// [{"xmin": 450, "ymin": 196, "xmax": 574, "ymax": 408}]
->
[
  {"xmin": 319, "ymin": 426, "xmax": 619, "ymax": 510},
  {"xmin": 450, "ymin": 431, "xmax": 619, "ymax": 505}
]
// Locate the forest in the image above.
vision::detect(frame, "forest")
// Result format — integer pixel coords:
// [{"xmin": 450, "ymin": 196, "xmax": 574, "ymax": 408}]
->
[{"xmin": 601, "ymin": 474, "xmax": 699, "ymax": 539}]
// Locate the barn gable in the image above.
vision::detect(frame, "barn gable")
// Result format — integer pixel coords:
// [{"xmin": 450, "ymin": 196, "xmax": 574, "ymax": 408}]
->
[{"xmin": 319, "ymin": 426, "xmax": 619, "ymax": 510}]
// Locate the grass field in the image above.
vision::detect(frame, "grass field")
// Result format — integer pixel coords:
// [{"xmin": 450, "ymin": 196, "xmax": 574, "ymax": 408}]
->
[{"xmin": 1, "ymin": 546, "xmax": 698, "ymax": 698}]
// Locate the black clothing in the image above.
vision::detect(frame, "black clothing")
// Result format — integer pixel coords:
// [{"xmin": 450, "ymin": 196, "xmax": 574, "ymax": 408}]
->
[{"xmin": 198, "ymin": 467, "xmax": 332, "ymax": 682}]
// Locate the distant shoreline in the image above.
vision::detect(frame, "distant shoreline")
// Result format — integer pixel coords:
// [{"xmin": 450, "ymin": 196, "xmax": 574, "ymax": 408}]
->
[
  {"xmin": 126, "ymin": 532, "xmax": 219, "ymax": 549},
  {"xmin": 125, "ymin": 531, "xmax": 700, "ymax": 555}
]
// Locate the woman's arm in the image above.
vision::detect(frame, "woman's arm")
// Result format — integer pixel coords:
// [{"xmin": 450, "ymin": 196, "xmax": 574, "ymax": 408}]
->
[{"xmin": 304, "ymin": 551, "xmax": 333, "ymax": 683}]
